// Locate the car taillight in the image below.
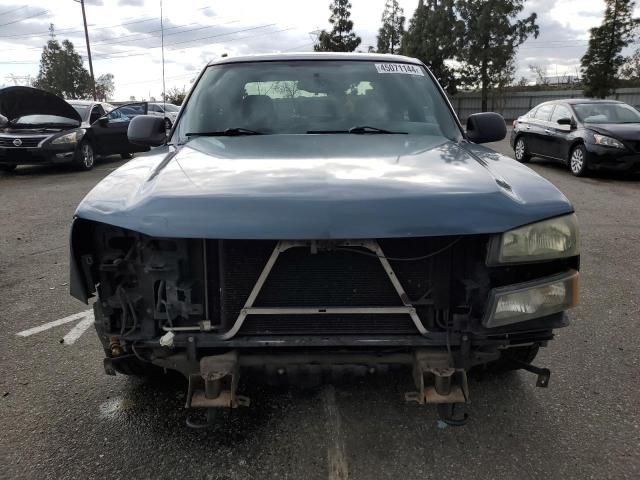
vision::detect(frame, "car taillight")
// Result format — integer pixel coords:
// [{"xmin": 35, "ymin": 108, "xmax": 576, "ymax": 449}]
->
[{"xmin": 512, "ymin": 120, "xmax": 517, "ymax": 128}]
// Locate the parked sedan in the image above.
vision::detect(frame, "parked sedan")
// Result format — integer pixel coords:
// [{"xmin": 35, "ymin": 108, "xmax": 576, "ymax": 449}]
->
[
  {"xmin": 0, "ymin": 86, "xmax": 149, "ymax": 172},
  {"xmin": 510, "ymin": 99, "xmax": 640, "ymax": 176},
  {"xmin": 147, "ymin": 102, "xmax": 180, "ymax": 129}
]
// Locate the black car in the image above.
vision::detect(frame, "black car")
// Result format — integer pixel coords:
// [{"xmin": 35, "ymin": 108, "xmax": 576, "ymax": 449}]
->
[
  {"xmin": 510, "ymin": 99, "xmax": 640, "ymax": 176},
  {"xmin": 0, "ymin": 87, "xmax": 149, "ymax": 172}
]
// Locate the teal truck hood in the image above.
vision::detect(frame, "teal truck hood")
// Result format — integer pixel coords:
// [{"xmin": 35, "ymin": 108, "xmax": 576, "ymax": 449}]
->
[{"xmin": 74, "ymin": 134, "xmax": 573, "ymax": 239}]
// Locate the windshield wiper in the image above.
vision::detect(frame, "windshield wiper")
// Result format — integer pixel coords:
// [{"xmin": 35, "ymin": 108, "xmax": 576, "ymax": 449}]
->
[
  {"xmin": 306, "ymin": 125, "xmax": 407, "ymax": 134},
  {"xmin": 349, "ymin": 125, "xmax": 406, "ymax": 134},
  {"xmin": 185, "ymin": 127, "xmax": 264, "ymax": 137}
]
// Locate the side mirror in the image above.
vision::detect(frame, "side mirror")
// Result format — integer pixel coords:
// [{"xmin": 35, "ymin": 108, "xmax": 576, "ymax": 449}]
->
[
  {"xmin": 128, "ymin": 115, "xmax": 166, "ymax": 147},
  {"xmin": 557, "ymin": 117, "xmax": 572, "ymax": 125},
  {"xmin": 98, "ymin": 116, "xmax": 109, "ymax": 126},
  {"xmin": 0, "ymin": 114, "xmax": 7, "ymax": 128},
  {"xmin": 466, "ymin": 112, "xmax": 506, "ymax": 144}
]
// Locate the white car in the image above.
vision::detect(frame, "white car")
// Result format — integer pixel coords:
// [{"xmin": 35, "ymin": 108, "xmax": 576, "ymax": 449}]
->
[{"xmin": 147, "ymin": 102, "xmax": 180, "ymax": 129}]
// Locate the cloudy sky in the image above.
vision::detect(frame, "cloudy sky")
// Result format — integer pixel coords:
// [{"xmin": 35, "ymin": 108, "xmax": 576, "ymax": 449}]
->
[{"xmin": 0, "ymin": 0, "xmax": 636, "ymax": 99}]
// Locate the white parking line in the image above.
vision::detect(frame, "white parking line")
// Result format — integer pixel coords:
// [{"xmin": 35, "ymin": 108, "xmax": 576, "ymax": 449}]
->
[
  {"xmin": 322, "ymin": 386, "xmax": 349, "ymax": 480},
  {"xmin": 16, "ymin": 309, "xmax": 94, "ymax": 345},
  {"xmin": 61, "ymin": 313, "xmax": 95, "ymax": 345}
]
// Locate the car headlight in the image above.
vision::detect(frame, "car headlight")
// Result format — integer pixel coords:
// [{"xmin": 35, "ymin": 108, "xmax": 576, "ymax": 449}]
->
[
  {"xmin": 51, "ymin": 131, "xmax": 79, "ymax": 145},
  {"xmin": 488, "ymin": 214, "xmax": 580, "ymax": 264},
  {"xmin": 593, "ymin": 133, "xmax": 624, "ymax": 149},
  {"xmin": 483, "ymin": 270, "xmax": 579, "ymax": 328}
]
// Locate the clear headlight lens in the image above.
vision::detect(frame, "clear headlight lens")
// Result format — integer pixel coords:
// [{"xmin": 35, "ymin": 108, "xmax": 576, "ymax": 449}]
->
[
  {"xmin": 51, "ymin": 131, "xmax": 79, "ymax": 145},
  {"xmin": 492, "ymin": 214, "xmax": 580, "ymax": 264},
  {"xmin": 593, "ymin": 133, "xmax": 624, "ymax": 149},
  {"xmin": 483, "ymin": 270, "xmax": 579, "ymax": 328}
]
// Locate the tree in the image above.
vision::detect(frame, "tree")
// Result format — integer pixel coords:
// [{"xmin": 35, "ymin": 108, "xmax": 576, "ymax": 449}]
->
[
  {"xmin": 401, "ymin": 0, "xmax": 460, "ymax": 94},
  {"xmin": 581, "ymin": 0, "xmax": 639, "ymax": 98},
  {"xmin": 33, "ymin": 37, "xmax": 92, "ymax": 99},
  {"xmin": 314, "ymin": 0, "xmax": 361, "ymax": 52},
  {"xmin": 529, "ymin": 64, "xmax": 549, "ymax": 85},
  {"xmin": 95, "ymin": 73, "xmax": 115, "ymax": 101},
  {"xmin": 376, "ymin": 0, "xmax": 405, "ymax": 54},
  {"xmin": 620, "ymin": 47, "xmax": 640, "ymax": 79},
  {"xmin": 456, "ymin": 0, "xmax": 539, "ymax": 111},
  {"xmin": 163, "ymin": 86, "xmax": 188, "ymax": 105}
]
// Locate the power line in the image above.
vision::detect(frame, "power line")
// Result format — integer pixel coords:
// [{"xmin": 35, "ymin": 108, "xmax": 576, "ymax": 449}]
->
[
  {"xmin": 0, "ymin": 16, "xmax": 157, "ymax": 39},
  {"xmin": 89, "ymin": 23, "xmax": 279, "ymax": 59},
  {"xmin": 0, "ymin": 6, "xmax": 27, "ymax": 17},
  {"xmin": 0, "ymin": 9, "xmax": 48, "ymax": 28},
  {"xmin": 0, "ymin": 5, "xmax": 213, "ymax": 39},
  {"xmin": 10, "ymin": 20, "xmax": 226, "ymax": 53},
  {"xmin": 0, "ymin": 25, "xmax": 294, "ymax": 65},
  {"xmin": 92, "ymin": 20, "xmax": 239, "ymax": 48}
]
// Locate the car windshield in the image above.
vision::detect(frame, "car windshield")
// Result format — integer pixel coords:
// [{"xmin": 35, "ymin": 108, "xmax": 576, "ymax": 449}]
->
[
  {"xmin": 164, "ymin": 104, "xmax": 180, "ymax": 112},
  {"xmin": 11, "ymin": 114, "xmax": 78, "ymax": 127},
  {"xmin": 70, "ymin": 105, "xmax": 89, "ymax": 119},
  {"xmin": 573, "ymin": 103, "xmax": 640, "ymax": 124},
  {"xmin": 175, "ymin": 60, "xmax": 461, "ymax": 141}
]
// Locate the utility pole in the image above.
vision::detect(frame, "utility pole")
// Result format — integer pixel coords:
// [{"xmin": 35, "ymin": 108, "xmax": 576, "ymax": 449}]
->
[{"xmin": 76, "ymin": 0, "xmax": 96, "ymax": 100}]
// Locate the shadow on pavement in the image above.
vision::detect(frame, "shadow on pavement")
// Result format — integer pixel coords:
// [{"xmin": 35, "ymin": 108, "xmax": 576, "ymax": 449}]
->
[
  {"xmin": 529, "ymin": 157, "xmax": 640, "ymax": 182},
  {"xmin": 0, "ymin": 155, "xmax": 128, "ymax": 177}
]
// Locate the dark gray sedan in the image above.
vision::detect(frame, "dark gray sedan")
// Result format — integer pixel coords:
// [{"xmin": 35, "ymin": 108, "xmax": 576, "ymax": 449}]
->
[{"xmin": 511, "ymin": 99, "xmax": 640, "ymax": 176}]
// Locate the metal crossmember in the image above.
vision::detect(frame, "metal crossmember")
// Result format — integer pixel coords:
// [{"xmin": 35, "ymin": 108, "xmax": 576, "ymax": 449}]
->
[{"xmin": 216, "ymin": 240, "xmax": 428, "ymax": 340}]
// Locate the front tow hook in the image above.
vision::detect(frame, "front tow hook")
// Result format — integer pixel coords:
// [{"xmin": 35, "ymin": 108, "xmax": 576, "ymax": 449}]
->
[{"xmin": 506, "ymin": 357, "xmax": 551, "ymax": 388}]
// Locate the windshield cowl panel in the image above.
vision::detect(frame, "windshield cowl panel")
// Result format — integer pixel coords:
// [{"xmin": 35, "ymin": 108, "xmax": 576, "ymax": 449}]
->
[{"xmin": 174, "ymin": 60, "xmax": 461, "ymax": 145}]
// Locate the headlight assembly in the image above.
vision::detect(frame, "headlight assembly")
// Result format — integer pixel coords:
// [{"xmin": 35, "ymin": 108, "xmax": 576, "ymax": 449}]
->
[
  {"xmin": 488, "ymin": 214, "xmax": 580, "ymax": 264},
  {"xmin": 51, "ymin": 131, "xmax": 79, "ymax": 145},
  {"xmin": 483, "ymin": 270, "xmax": 579, "ymax": 328},
  {"xmin": 593, "ymin": 133, "xmax": 624, "ymax": 149}
]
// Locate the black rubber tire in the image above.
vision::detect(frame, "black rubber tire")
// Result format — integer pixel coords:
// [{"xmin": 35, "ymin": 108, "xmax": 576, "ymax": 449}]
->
[
  {"xmin": 0, "ymin": 164, "xmax": 17, "ymax": 172},
  {"xmin": 120, "ymin": 153, "xmax": 133, "ymax": 160},
  {"xmin": 486, "ymin": 344, "xmax": 540, "ymax": 373},
  {"xmin": 513, "ymin": 136, "xmax": 531, "ymax": 163},
  {"xmin": 569, "ymin": 144, "xmax": 589, "ymax": 177},
  {"xmin": 74, "ymin": 140, "xmax": 95, "ymax": 171}
]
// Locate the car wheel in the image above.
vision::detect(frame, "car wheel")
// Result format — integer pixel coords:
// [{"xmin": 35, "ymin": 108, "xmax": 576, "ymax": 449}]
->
[
  {"xmin": 75, "ymin": 140, "xmax": 95, "ymax": 171},
  {"xmin": 486, "ymin": 344, "xmax": 540, "ymax": 373},
  {"xmin": 164, "ymin": 118, "xmax": 172, "ymax": 130},
  {"xmin": 569, "ymin": 144, "xmax": 589, "ymax": 177},
  {"xmin": 0, "ymin": 164, "xmax": 17, "ymax": 173},
  {"xmin": 120, "ymin": 153, "xmax": 133, "ymax": 160},
  {"xmin": 514, "ymin": 136, "xmax": 531, "ymax": 163}
]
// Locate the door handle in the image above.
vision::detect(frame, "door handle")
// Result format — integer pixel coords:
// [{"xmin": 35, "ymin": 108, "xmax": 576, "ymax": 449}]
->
[
  {"xmin": 526, "ymin": 126, "xmax": 531, "ymax": 130},
  {"xmin": 544, "ymin": 129, "xmax": 551, "ymax": 134}
]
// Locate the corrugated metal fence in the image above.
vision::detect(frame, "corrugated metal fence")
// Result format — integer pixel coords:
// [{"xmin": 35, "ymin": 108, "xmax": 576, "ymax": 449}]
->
[{"xmin": 450, "ymin": 87, "xmax": 640, "ymax": 122}]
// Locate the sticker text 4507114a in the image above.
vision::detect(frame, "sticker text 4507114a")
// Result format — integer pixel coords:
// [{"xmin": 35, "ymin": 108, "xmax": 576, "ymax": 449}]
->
[{"xmin": 374, "ymin": 63, "xmax": 424, "ymax": 76}]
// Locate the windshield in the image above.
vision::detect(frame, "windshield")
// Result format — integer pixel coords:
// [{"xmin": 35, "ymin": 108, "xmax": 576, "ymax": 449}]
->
[
  {"xmin": 164, "ymin": 104, "xmax": 180, "ymax": 112},
  {"xmin": 573, "ymin": 103, "xmax": 640, "ymax": 124},
  {"xmin": 70, "ymin": 105, "xmax": 89, "ymax": 119},
  {"xmin": 175, "ymin": 60, "xmax": 460, "ymax": 141},
  {"xmin": 11, "ymin": 114, "xmax": 79, "ymax": 127}
]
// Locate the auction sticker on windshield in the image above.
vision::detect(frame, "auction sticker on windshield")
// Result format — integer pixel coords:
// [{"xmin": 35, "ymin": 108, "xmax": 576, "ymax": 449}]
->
[{"xmin": 374, "ymin": 63, "xmax": 424, "ymax": 76}]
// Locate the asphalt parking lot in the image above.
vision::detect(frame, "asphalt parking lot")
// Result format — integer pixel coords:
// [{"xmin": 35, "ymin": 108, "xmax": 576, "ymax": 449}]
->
[{"xmin": 1, "ymin": 139, "xmax": 639, "ymax": 480}]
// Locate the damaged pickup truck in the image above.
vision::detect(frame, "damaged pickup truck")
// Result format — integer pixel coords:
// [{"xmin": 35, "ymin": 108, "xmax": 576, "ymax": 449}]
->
[{"xmin": 70, "ymin": 53, "xmax": 580, "ymax": 426}]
